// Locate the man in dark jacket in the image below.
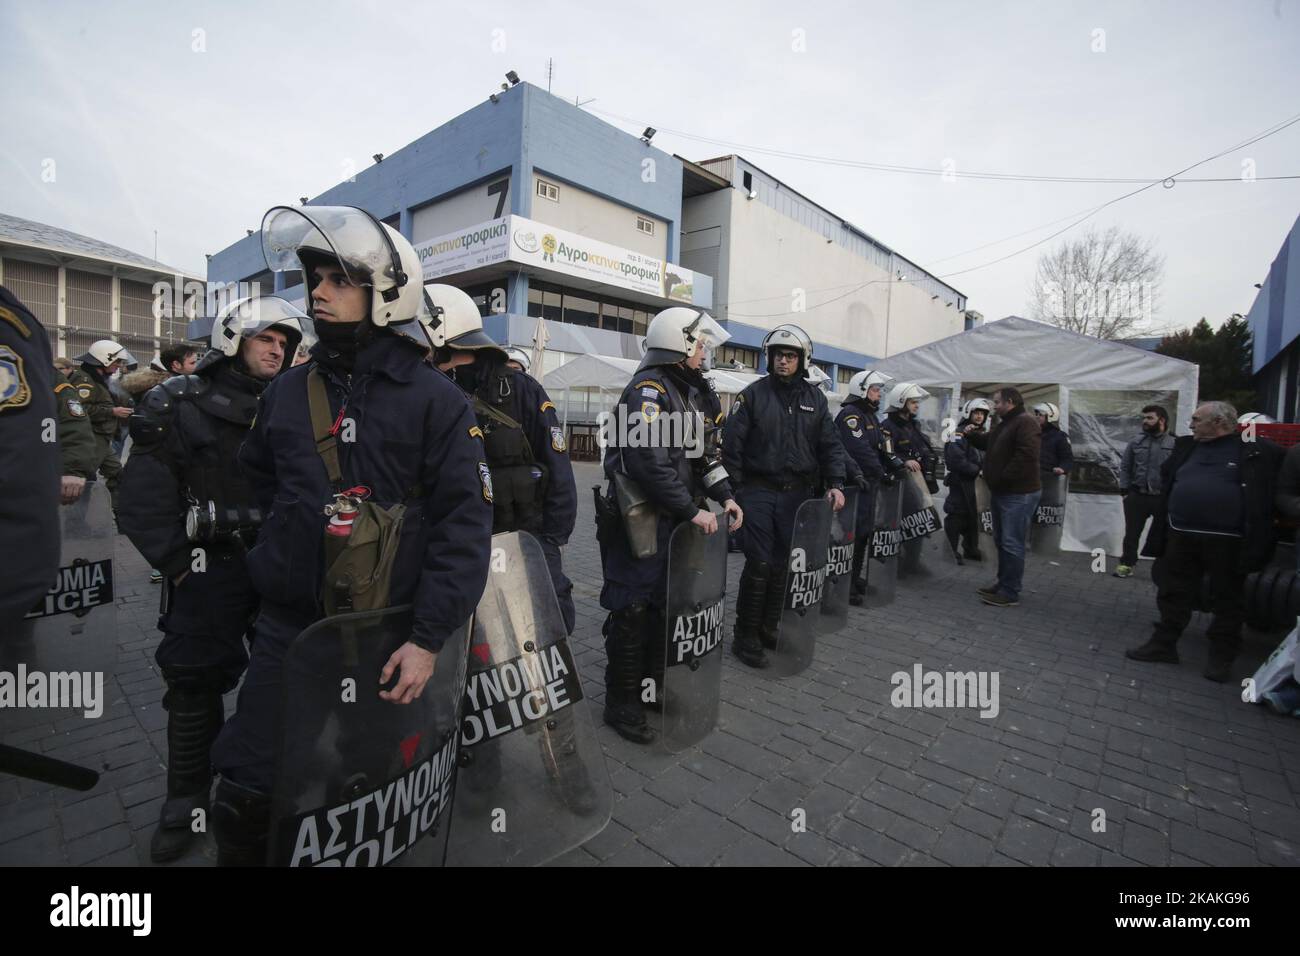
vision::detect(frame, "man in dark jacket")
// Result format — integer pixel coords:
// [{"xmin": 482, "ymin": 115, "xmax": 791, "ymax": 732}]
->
[
  {"xmin": 881, "ymin": 381, "xmax": 940, "ymax": 576},
  {"xmin": 1033, "ymin": 402, "xmax": 1073, "ymax": 482},
  {"xmin": 944, "ymin": 399, "xmax": 990, "ymax": 563},
  {"xmin": 723, "ymin": 324, "xmax": 845, "ymax": 669},
  {"xmin": 1127, "ymin": 401, "xmax": 1283, "ymax": 682},
  {"xmin": 119, "ymin": 295, "xmax": 306, "ymax": 863},
  {"xmin": 964, "ymin": 386, "xmax": 1040, "ymax": 607},
  {"xmin": 1114, "ymin": 404, "xmax": 1176, "ymax": 577},
  {"xmin": 209, "ymin": 205, "xmax": 493, "ymax": 865}
]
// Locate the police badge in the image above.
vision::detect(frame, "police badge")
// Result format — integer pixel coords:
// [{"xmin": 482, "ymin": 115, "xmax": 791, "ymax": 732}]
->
[
  {"xmin": 550, "ymin": 426, "xmax": 566, "ymax": 452},
  {"xmin": 0, "ymin": 346, "xmax": 31, "ymax": 412}
]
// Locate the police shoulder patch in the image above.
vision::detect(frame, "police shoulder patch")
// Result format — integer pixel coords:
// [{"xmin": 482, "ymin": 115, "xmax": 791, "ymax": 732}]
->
[
  {"xmin": 68, "ymin": 400, "xmax": 86, "ymax": 418},
  {"xmin": 468, "ymin": 425, "xmax": 484, "ymax": 440},
  {"xmin": 478, "ymin": 461, "xmax": 494, "ymax": 503},
  {"xmin": 0, "ymin": 306, "xmax": 31, "ymax": 339},
  {"xmin": 0, "ymin": 345, "xmax": 31, "ymax": 412},
  {"xmin": 540, "ymin": 400, "xmax": 555, "ymax": 413},
  {"xmin": 551, "ymin": 426, "xmax": 566, "ymax": 452},
  {"xmin": 77, "ymin": 385, "xmax": 93, "ymax": 399},
  {"xmin": 633, "ymin": 379, "xmax": 666, "ymax": 394},
  {"xmin": 641, "ymin": 400, "xmax": 660, "ymax": 422},
  {"xmin": 844, "ymin": 415, "xmax": 859, "ymax": 430}
]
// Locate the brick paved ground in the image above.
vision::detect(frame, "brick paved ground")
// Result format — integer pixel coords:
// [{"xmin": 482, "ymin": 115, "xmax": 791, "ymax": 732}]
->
[{"xmin": 4, "ymin": 461, "xmax": 1299, "ymax": 866}]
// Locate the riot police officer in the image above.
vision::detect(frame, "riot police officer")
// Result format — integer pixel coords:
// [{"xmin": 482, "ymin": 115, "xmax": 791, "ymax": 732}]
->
[
  {"xmin": 67, "ymin": 338, "xmax": 136, "ymax": 513},
  {"xmin": 723, "ymin": 324, "xmax": 845, "ymax": 669},
  {"xmin": 1033, "ymin": 402, "xmax": 1074, "ymax": 482},
  {"xmin": 431, "ymin": 286, "xmax": 578, "ymax": 633},
  {"xmin": 0, "ymin": 285, "xmax": 60, "ymax": 630},
  {"xmin": 835, "ymin": 370, "xmax": 907, "ymax": 604},
  {"xmin": 118, "ymin": 296, "xmax": 307, "ymax": 863},
  {"xmin": 208, "ymin": 205, "xmax": 493, "ymax": 865},
  {"xmin": 597, "ymin": 307, "xmax": 741, "ymax": 744},
  {"xmin": 880, "ymin": 381, "xmax": 939, "ymax": 576},
  {"xmin": 944, "ymin": 398, "xmax": 990, "ymax": 564},
  {"xmin": 503, "ymin": 346, "xmax": 532, "ymax": 375}
]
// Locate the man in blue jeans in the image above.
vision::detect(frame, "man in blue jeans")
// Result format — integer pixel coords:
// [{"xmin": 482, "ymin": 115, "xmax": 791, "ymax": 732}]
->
[{"xmin": 962, "ymin": 387, "xmax": 1041, "ymax": 607}]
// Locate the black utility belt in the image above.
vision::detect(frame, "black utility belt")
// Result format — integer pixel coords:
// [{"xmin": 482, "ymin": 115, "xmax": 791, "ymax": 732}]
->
[{"xmin": 749, "ymin": 476, "xmax": 814, "ymax": 493}]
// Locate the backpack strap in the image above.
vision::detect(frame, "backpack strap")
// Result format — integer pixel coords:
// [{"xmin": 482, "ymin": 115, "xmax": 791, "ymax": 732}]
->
[{"xmin": 307, "ymin": 368, "xmax": 344, "ymax": 490}]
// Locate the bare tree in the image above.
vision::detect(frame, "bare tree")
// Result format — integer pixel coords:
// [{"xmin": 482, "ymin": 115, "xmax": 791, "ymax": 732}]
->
[{"xmin": 1028, "ymin": 226, "xmax": 1163, "ymax": 339}]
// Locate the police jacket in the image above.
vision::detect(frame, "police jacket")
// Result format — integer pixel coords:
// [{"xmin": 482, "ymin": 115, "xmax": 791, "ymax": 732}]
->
[
  {"xmin": 943, "ymin": 422, "xmax": 983, "ymax": 515},
  {"xmin": 605, "ymin": 361, "xmax": 734, "ymax": 520},
  {"xmin": 880, "ymin": 411, "xmax": 936, "ymax": 470},
  {"xmin": 449, "ymin": 355, "xmax": 576, "ymax": 544},
  {"xmin": 239, "ymin": 331, "xmax": 492, "ymax": 653},
  {"xmin": 1142, "ymin": 433, "xmax": 1283, "ymax": 573},
  {"xmin": 54, "ymin": 379, "xmax": 99, "ymax": 478},
  {"xmin": 119, "ymin": 360, "xmax": 266, "ymax": 579},
  {"xmin": 722, "ymin": 373, "xmax": 845, "ymax": 490},
  {"xmin": 67, "ymin": 365, "xmax": 118, "ymax": 440},
  {"xmin": 0, "ymin": 284, "xmax": 60, "ymax": 630},
  {"xmin": 1039, "ymin": 423, "xmax": 1074, "ymax": 476},
  {"xmin": 835, "ymin": 397, "xmax": 904, "ymax": 484}
]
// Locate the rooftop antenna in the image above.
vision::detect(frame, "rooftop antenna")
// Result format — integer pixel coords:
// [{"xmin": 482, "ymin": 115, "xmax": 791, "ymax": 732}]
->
[
  {"xmin": 153, "ymin": 229, "xmax": 158, "ymax": 261},
  {"xmin": 546, "ymin": 58, "xmax": 553, "ymax": 93}
]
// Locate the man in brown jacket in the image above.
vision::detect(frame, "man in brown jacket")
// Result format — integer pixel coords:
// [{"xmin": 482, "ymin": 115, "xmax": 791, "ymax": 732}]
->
[{"xmin": 963, "ymin": 386, "xmax": 1041, "ymax": 606}]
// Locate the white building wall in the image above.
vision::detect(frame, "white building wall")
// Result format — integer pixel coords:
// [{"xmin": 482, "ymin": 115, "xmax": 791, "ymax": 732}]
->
[
  {"xmin": 715, "ymin": 190, "xmax": 962, "ymax": 356},
  {"xmin": 530, "ymin": 174, "xmax": 666, "ymax": 260}
]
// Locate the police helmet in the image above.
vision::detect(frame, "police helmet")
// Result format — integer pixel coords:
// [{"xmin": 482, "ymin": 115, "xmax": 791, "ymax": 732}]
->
[
  {"xmin": 77, "ymin": 339, "xmax": 138, "ymax": 370},
  {"xmin": 961, "ymin": 398, "xmax": 993, "ymax": 430},
  {"xmin": 1033, "ymin": 402, "xmax": 1060, "ymax": 424},
  {"xmin": 761, "ymin": 324, "xmax": 813, "ymax": 376},
  {"xmin": 261, "ymin": 205, "xmax": 438, "ymax": 349},
  {"xmin": 204, "ymin": 295, "xmax": 309, "ymax": 374},
  {"xmin": 1237, "ymin": 412, "xmax": 1275, "ymax": 426},
  {"xmin": 883, "ymin": 382, "xmax": 929, "ymax": 412},
  {"xmin": 504, "ymin": 347, "xmax": 532, "ymax": 373},
  {"xmin": 640, "ymin": 307, "xmax": 730, "ymax": 371},
  {"xmin": 846, "ymin": 369, "xmax": 893, "ymax": 400}
]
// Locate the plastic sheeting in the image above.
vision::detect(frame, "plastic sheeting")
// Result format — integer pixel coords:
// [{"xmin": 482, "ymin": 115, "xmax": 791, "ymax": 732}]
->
[{"xmin": 872, "ymin": 317, "xmax": 1199, "ymax": 555}]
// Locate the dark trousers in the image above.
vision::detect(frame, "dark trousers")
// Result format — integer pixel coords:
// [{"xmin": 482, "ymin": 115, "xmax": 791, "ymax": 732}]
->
[
  {"xmin": 1152, "ymin": 529, "xmax": 1245, "ymax": 662},
  {"xmin": 738, "ymin": 484, "xmax": 809, "ymax": 566},
  {"xmin": 1121, "ymin": 492, "xmax": 1162, "ymax": 566},
  {"xmin": 156, "ymin": 553, "xmax": 257, "ymax": 691}
]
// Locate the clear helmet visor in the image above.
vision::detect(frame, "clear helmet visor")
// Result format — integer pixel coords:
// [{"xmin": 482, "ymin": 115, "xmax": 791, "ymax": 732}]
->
[
  {"xmin": 261, "ymin": 206, "xmax": 396, "ymax": 290},
  {"xmin": 688, "ymin": 313, "xmax": 730, "ymax": 368}
]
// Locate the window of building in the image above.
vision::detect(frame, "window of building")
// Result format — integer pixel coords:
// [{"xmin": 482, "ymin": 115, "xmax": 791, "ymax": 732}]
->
[
  {"xmin": 525, "ymin": 280, "xmax": 654, "ymax": 337},
  {"xmin": 837, "ymin": 366, "xmax": 857, "ymax": 385},
  {"xmin": 636, "ymin": 217, "xmax": 655, "ymax": 236},
  {"xmin": 463, "ymin": 281, "xmax": 508, "ymax": 317},
  {"xmin": 536, "ymin": 179, "xmax": 559, "ymax": 202},
  {"xmin": 718, "ymin": 345, "xmax": 759, "ymax": 370},
  {"xmin": 562, "ymin": 294, "xmax": 599, "ymax": 328}
]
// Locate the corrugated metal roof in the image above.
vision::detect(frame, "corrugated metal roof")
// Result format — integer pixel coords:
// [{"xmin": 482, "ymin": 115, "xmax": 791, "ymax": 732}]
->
[{"xmin": 0, "ymin": 212, "xmax": 198, "ymax": 278}]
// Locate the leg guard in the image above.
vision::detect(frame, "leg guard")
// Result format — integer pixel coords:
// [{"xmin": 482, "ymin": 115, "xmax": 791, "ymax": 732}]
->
[
  {"xmin": 759, "ymin": 565, "xmax": 786, "ymax": 652},
  {"xmin": 211, "ymin": 777, "xmax": 270, "ymax": 867},
  {"xmin": 151, "ymin": 666, "xmax": 225, "ymax": 864},
  {"xmin": 602, "ymin": 605, "xmax": 656, "ymax": 745},
  {"xmin": 732, "ymin": 561, "xmax": 772, "ymax": 668},
  {"xmin": 641, "ymin": 604, "xmax": 667, "ymax": 713}
]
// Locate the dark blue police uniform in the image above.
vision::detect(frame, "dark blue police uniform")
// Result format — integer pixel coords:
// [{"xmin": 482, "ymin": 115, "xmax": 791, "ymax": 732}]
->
[{"xmin": 211, "ymin": 332, "xmax": 493, "ymax": 794}]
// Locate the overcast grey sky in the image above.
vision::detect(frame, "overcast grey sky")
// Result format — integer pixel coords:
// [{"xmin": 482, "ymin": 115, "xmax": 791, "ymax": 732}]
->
[{"xmin": 2, "ymin": 0, "xmax": 1298, "ymax": 332}]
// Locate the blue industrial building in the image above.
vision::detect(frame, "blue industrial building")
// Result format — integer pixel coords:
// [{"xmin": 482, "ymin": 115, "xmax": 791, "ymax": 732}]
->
[{"xmin": 208, "ymin": 81, "xmax": 966, "ymax": 393}]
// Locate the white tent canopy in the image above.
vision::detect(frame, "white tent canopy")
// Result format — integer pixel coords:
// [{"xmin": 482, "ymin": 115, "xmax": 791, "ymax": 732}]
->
[{"xmin": 870, "ymin": 316, "xmax": 1199, "ymax": 556}]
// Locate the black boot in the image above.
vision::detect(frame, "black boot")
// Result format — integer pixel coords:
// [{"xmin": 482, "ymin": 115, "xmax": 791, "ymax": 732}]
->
[
  {"xmin": 602, "ymin": 606, "xmax": 657, "ymax": 745},
  {"xmin": 732, "ymin": 561, "xmax": 771, "ymax": 669},
  {"xmin": 944, "ymin": 520, "xmax": 964, "ymax": 565},
  {"xmin": 849, "ymin": 541, "xmax": 868, "ymax": 606},
  {"xmin": 211, "ymin": 778, "xmax": 270, "ymax": 867},
  {"xmin": 151, "ymin": 668, "xmax": 225, "ymax": 864},
  {"xmin": 759, "ymin": 566, "xmax": 786, "ymax": 651},
  {"xmin": 641, "ymin": 605, "xmax": 666, "ymax": 713}
]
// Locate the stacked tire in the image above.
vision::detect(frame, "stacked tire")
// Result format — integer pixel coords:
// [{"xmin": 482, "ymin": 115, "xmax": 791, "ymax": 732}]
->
[{"xmin": 1244, "ymin": 567, "xmax": 1300, "ymax": 631}]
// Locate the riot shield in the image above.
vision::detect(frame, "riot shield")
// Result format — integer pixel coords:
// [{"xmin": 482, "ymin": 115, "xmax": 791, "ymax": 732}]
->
[
  {"xmin": 660, "ymin": 519, "xmax": 728, "ymax": 753},
  {"xmin": 974, "ymin": 477, "xmax": 996, "ymax": 558},
  {"xmin": 767, "ymin": 497, "xmax": 833, "ymax": 678},
  {"xmin": 2, "ymin": 481, "xmax": 117, "ymax": 739},
  {"xmin": 819, "ymin": 488, "xmax": 859, "ymax": 636},
  {"xmin": 897, "ymin": 471, "xmax": 943, "ymax": 581},
  {"xmin": 1030, "ymin": 475, "xmax": 1068, "ymax": 555},
  {"xmin": 446, "ymin": 531, "xmax": 611, "ymax": 866},
  {"xmin": 865, "ymin": 480, "xmax": 902, "ymax": 608},
  {"xmin": 269, "ymin": 604, "xmax": 468, "ymax": 867}
]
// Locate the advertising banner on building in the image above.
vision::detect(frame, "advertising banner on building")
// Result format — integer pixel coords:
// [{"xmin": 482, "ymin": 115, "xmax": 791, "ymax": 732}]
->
[{"xmin": 416, "ymin": 215, "xmax": 696, "ymax": 304}]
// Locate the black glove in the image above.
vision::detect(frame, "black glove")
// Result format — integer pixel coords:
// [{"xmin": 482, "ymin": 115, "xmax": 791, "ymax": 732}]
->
[{"xmin": 853, "ymin": 475, "xmax": 868, "ymax": 491}]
